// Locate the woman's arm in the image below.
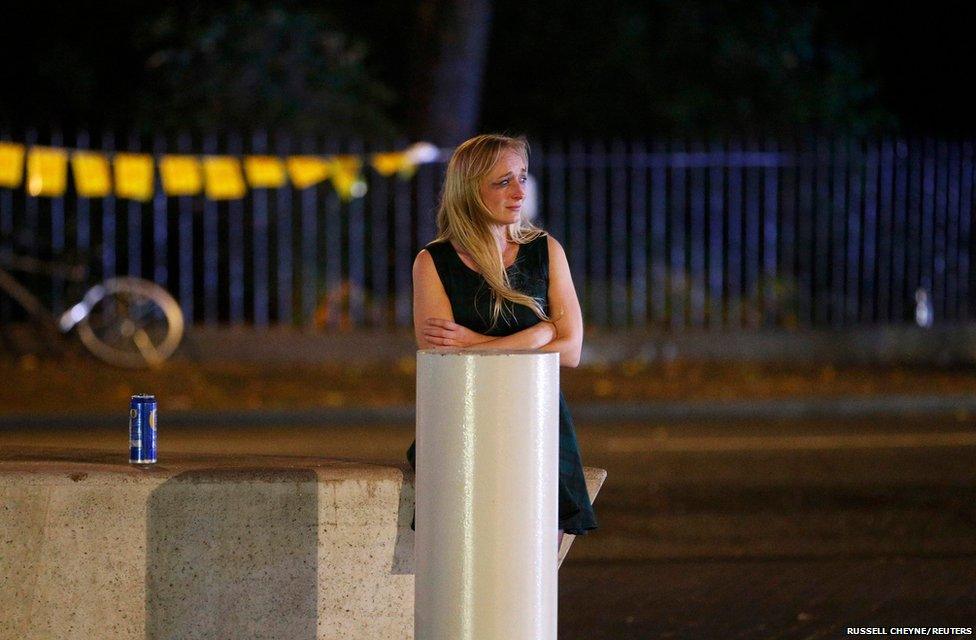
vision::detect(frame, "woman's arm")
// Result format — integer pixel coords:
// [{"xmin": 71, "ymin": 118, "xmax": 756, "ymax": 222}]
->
[
  {"xmin": 424, "ymin": 317, "xmax": 555, "ymax": 350},
  {"xmin": 539, "ymin": 236, "xmax": 583, "ymax": 367},
  {"xmin": 412, "ymin": 250, "xmax": 455, "ymax": 349},
  {"xmin": 413, "ymin": 250, "xmax": 555, "ymax": 349}
]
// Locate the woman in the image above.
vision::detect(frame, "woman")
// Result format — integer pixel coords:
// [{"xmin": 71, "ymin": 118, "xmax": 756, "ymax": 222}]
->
[{"xmin": 408, "ymin": 133, "xmax": 598, "ymax": 547}]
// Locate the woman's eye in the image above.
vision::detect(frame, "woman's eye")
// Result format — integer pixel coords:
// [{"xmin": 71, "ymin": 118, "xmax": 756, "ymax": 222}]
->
[{"xmin": 519, "ymin": 176, "xmax": 528, "ymax": 184}]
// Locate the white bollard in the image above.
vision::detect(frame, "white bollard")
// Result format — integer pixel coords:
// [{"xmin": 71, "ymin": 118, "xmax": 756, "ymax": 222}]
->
[{"xmin": 415, "ymin": 349, "xmax": 560, "ymax": 640}]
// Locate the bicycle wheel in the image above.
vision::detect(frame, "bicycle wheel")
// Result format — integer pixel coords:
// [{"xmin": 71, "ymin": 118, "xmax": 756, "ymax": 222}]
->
[{"xmin": 74, "ymin": 277, "xmax": 184, "ymax": 368}]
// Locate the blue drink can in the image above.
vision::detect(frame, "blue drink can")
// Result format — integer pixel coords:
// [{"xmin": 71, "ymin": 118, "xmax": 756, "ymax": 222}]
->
[{"xmin": 129, "ymin": 394, "xmax": 157, "ymax": 464}]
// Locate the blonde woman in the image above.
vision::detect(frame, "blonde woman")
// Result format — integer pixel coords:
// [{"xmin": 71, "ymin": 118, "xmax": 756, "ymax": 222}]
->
[{"xmin": 408, "ymin": 133, "xmax": 598, "ymax": 547}]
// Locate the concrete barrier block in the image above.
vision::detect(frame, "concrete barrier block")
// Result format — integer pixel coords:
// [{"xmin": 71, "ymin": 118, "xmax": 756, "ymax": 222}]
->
[
  {"xmin": 1, "ymin": 465, "xmax": 156, "ymax": 639},
  {"xmin": 0, "ymin": 452, "xmax": 604, "ymax": 640},
  {"xmin": 0, "ymin": 455, "xmax": 412, "ymax": 640}
]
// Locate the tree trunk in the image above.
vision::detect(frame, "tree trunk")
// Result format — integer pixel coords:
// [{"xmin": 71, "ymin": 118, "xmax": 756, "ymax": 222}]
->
[{"xmin": 407, "ymin": 0, "xmax": 493, "ymax": 146}]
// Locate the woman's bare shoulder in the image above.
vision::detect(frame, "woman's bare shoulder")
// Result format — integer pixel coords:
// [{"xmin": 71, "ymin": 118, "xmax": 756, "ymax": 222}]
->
[
  {"xmin": 546, "ymin": 234, "xmax": 567, "ymax": 256},
  {"xmin": 414, "ymin": 248, "xmax": 435, "ymax": 270}
]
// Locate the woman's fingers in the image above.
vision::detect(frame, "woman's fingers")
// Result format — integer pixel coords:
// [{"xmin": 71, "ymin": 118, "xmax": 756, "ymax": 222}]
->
[
  {"xmin": 425, "ymin": 317, "xmax": 456, "ymax": 330},
  {"xmin": 423, "ymin": 330, "xmax": 456, "ymax": 345},
  {"xmin": 423, "ymin": 318, "xmax": 469, "ymax": 348},
  {"xmin": 424, "ymin": 323, "xmax": 462, "ymax": 338}
]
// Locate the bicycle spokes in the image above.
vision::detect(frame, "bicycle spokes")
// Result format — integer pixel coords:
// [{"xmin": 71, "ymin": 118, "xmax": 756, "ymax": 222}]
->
[{"xmin": 73, "ymin": 278, "xmax": 184, "ymax": 368}]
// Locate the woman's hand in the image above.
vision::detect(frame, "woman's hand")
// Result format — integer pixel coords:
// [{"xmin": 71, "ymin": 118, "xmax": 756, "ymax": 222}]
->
[
  {"xmin": 423, "ymin": 318, "xmax": 556, "ymax": 350},
  {"xmin": 422, "ymin": 318, "xmax": 493, "ymax": 348}
]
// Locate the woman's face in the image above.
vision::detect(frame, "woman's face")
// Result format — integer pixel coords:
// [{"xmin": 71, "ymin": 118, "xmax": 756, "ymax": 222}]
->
[{"xmin": 478, "ymin": 149, "xmax": 527, "ymax": 227}]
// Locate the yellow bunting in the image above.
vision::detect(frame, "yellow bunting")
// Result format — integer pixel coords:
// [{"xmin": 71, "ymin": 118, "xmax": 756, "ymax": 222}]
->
[
  {"xmin": 370, "ymin": 151, "xmax": 416, "ymax": 179},
  {"xmin": 71, "ymin": 151, "xmax": 111, "ymax": 198},
  {"xmin": 7, "ymin": 141, "xmax": 432, "ymax": 199},
  {"xmin": 0, "ymin": 142, "xmax": 25, "ymax": 188},
  {"xmin": 159, "ymin": 155, "xmax": 203, "ymax": 196},
  {"xmin": 286, "ymin": 155, "xmax": 332, "ymax": 189},
  {"xmin": 329, "ymin": 155, "xmax": 366, "ymax": 201},
  {"xmin": 202, "ymin": 156, "xmax": 246, "ymax": 200},
  {"xmin": 114, "ymin": 153, "xmax": 154, "ymax": 201},
  {"xmin": 244, "ymin": 155, "xmax": 286, "ymax": 188},
  {"xmin": 26, "ymin": 147, "xmax": 68, "ymax": 197}
]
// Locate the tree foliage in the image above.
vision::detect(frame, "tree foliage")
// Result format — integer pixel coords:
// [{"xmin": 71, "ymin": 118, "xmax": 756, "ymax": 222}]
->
[
  {"xmin": 4, "ymin": 0, "xmax": 971, "ymax": 137},
  {"xmin": 136, "ymin": 4, "xmax": 398, "ymax": 136},
  {"xmin": 482, "ymin": 0, "xmax": 896, "ymax": 136}
]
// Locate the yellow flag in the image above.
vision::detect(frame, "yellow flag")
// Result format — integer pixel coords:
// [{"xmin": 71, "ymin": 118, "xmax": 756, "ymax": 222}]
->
[
  {"xmin": 159, "ymin": 155, "xmax": 203, "ymax": 196},
  {"xmin": 114, "ymin": 153, "xmax": 154, "ymax": 201},
  {"xmin": 71, "ymin": 151, "xmax": 112, "ymax": 198},
  {"xmin": 286, "ymin": 155, "xmax": 331, "ymax": 189},
  {"xmin": 370, "ymin": 151, "xmax": 416, "ymax": 179},
  {"xmin": 27, "ymin": 147, "xmax": 68, "ymax": 197},
  {"xmin": 0, "ymin": 142, "xmax": 25, "ymax": 188},
  {"xmin": 329, "ymin": 155, "xmax": 366, "ymax": 201},
  {"xmin": 244, "ymin": 155, "xmax": 286, "ymax": 188},
  {"xmin": 203, "ymin": 156, "xmax": 246, "ymax": 200}
]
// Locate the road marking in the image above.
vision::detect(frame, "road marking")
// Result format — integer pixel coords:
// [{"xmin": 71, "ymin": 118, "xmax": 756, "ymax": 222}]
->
[{"xmin": 604, "ymin": 431, "xmax": 976, "ymax": 453}]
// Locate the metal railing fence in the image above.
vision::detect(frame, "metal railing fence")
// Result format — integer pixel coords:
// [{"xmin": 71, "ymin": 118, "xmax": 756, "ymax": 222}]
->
[{"xmin": 1, "ymin": 130, "xmax": 973, "ymax": 331}]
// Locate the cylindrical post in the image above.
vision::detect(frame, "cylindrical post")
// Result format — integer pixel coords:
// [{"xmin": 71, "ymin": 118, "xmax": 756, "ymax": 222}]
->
[{"xmin": 415, "ymin": 350, "xmax": 560, "ymax": 640}]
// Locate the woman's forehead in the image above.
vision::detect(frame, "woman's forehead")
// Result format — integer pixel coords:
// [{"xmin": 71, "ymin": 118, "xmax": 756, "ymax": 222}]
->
[{"xmin": 489, "ymin": 149, "xmax": 527, "ymax": 175}]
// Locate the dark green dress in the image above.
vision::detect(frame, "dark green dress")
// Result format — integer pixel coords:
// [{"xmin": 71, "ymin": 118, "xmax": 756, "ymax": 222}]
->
[{"xmin": 407, "ymin": 234, "xmax": 598, "ymax": 535}]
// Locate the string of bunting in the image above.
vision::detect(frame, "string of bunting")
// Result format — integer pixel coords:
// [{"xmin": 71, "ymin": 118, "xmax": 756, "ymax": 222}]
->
[{"xmin": 0, "ymin": 141, "xmax": 441, "ymax": 202}]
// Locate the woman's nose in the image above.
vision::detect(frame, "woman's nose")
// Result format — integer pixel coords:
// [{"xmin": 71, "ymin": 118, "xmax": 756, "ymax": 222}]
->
[{"xmin": 512, "ymin": 183, "xmax": 525, "ymax": 200}]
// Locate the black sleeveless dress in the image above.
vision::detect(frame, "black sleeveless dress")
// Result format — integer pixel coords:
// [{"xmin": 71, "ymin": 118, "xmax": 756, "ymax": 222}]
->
[{"xmin": 407, "ymin": 234, "xmax": 598, "ymax": 535}]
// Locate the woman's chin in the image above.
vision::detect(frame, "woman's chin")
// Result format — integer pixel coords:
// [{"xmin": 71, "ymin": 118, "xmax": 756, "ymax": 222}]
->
[{"xmin": 490, "ymin": 213, "xmax": 521, "ymax": 226}]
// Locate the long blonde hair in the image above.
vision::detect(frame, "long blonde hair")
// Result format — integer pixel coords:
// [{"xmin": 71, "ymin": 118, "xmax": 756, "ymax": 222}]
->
[{"xmin": 434, "ymin": 133, "xmax": 549, "ymax": 326}]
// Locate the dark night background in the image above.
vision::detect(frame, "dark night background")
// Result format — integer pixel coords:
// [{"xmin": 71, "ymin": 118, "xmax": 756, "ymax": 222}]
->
[
  {"xmin": 2, "ymin": 5, "xmax": 976, "ymax": 638},
  {"xmin": 2, "ymin": 0, "xmax": 975, "ymax": 141}
]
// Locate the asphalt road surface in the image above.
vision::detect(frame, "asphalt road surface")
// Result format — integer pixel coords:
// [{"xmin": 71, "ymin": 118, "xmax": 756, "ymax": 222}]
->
[{"xmin": 3, "ymin": 413, "xmax": 974, "ymax": 639}]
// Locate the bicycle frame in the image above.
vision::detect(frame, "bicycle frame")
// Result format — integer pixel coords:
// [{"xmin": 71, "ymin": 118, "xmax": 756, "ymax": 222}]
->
[
  {"xmin": 0, "ymin": 252, "xmax": 87, "ymax": 332},
  {"xmin": 0, "ymin": 266, "xmax": 58, "ymax": 328},
  {"xmin": 0, "ymin": 251, "xmax": 185, "ymax": 367}
]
